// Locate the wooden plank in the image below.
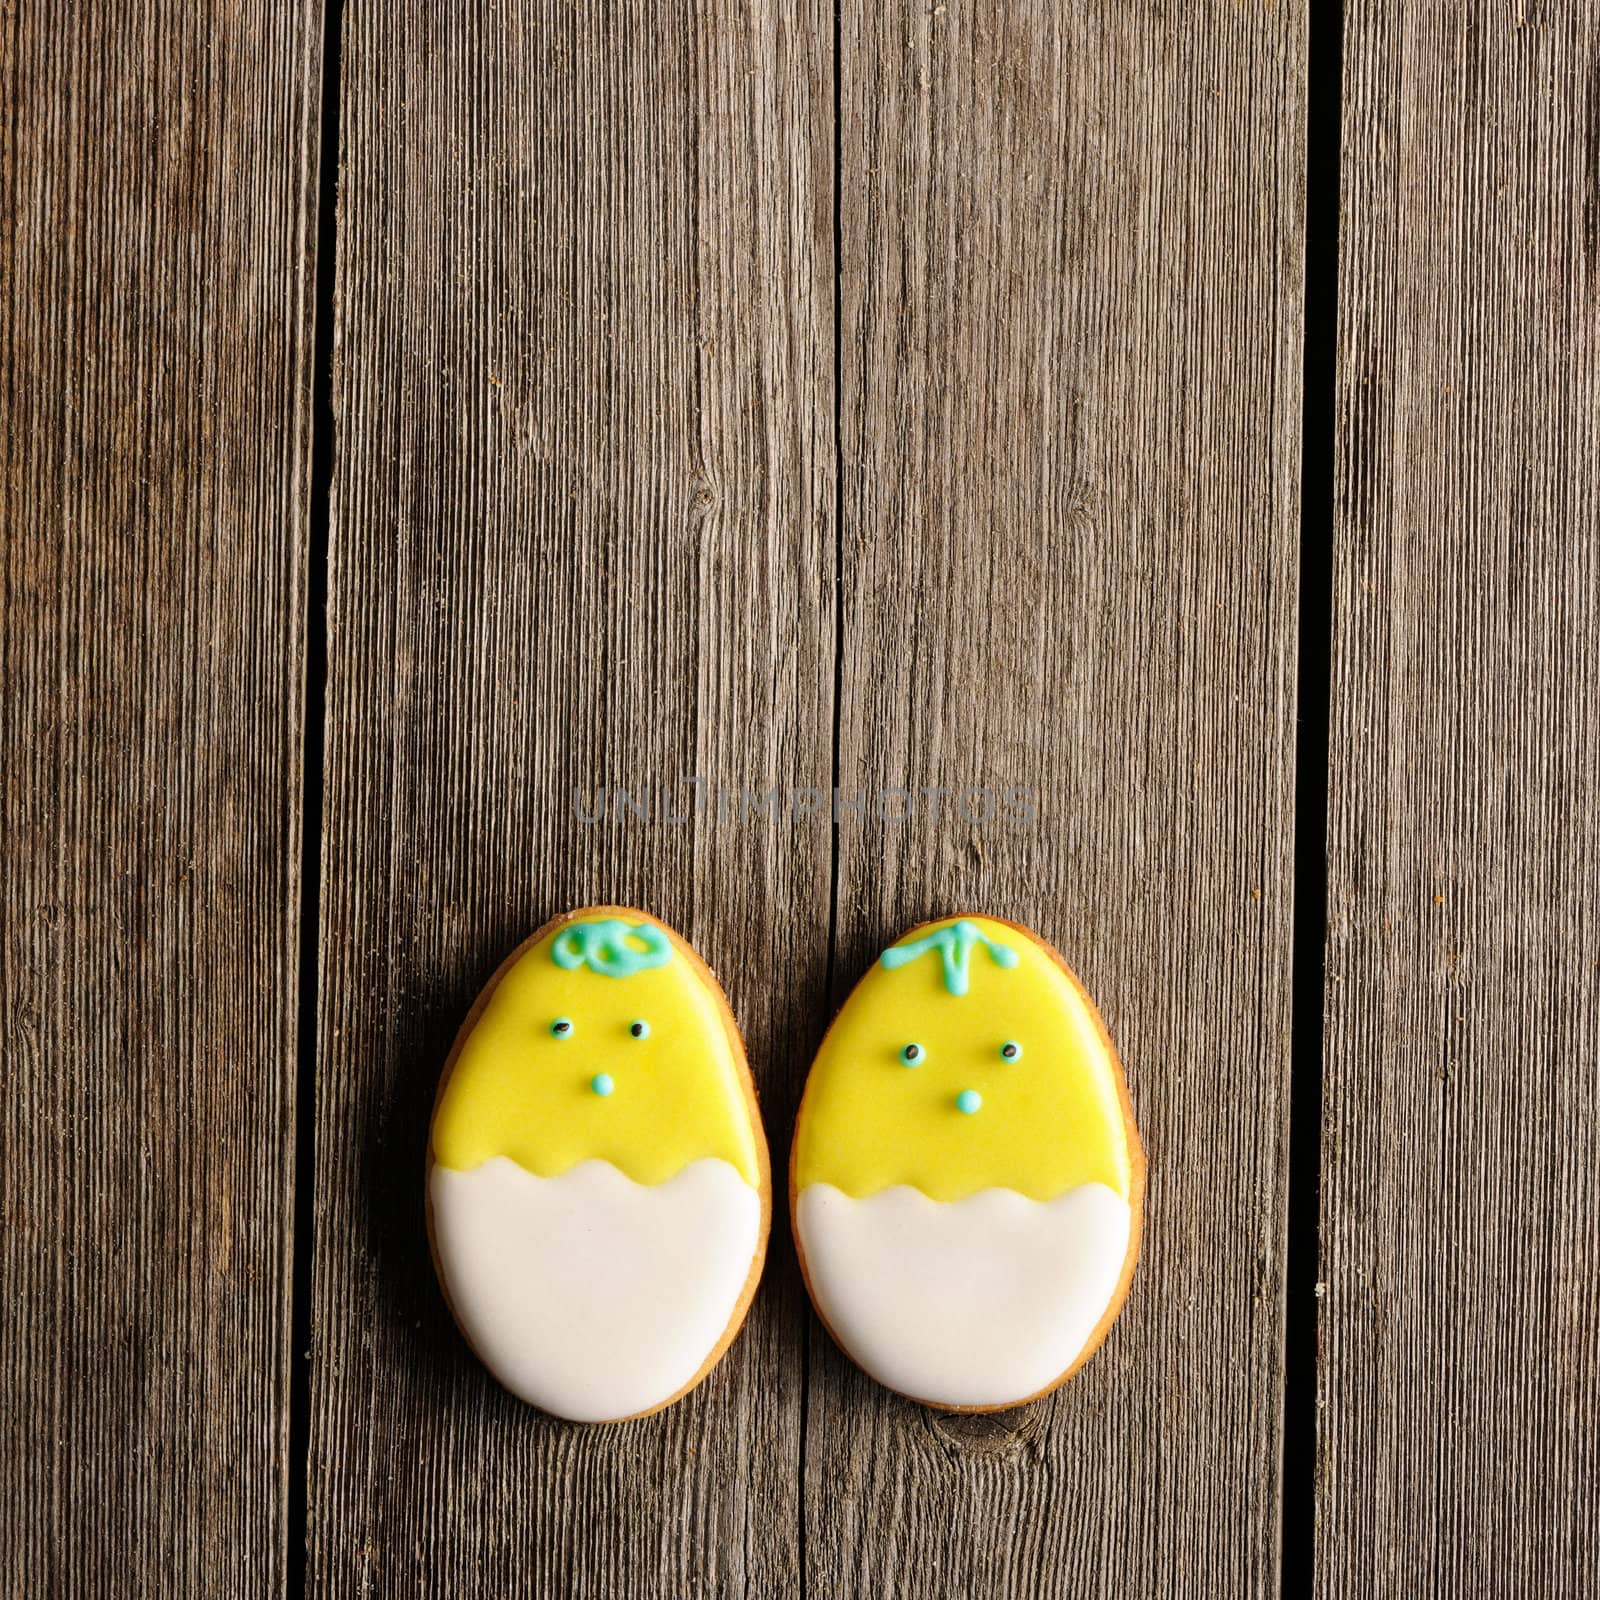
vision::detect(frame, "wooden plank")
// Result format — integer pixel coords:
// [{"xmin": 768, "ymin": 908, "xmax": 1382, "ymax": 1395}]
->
[
  {"xmin": 1321, "ymin": 6, "xmax": 1600, "ymax": 1593},
  {"xmin": 310, "ymin": 3, "xmax": 831, "ymax": 1594},
  {"xmin": 0, "ymin": 2, "xmax": 319, "ymax": 1593},
  {"xmin": 806, "ymin": 6, "xmax": 1305, "ymax": 1597}
]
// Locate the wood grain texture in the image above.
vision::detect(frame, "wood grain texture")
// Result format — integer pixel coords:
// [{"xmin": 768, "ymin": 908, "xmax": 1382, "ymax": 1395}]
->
[
  {"xmin": 1321, "ymin": 6, "xmax": 1600, "ymax": 1594},
  {"xmin": 311, "ymin": 3, "xmax": 831, "ymax": 1594},
  {"xmin": 806, "ymin": 4, "xmax": 1305, "ymax": 1596},
  {"xmin": 0, "ymin": 2, "xmax": 319, "ymax": 1594}
]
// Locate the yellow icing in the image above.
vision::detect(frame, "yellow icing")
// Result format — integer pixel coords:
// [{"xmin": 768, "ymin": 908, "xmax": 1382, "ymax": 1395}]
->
[
  {"xmin": 793, "ymin": 917, "xmax": 1134, "ymax": 1203},
  {"xmin": 431, "ymin": 916, "xmax": 761, "ymax": 1188}
]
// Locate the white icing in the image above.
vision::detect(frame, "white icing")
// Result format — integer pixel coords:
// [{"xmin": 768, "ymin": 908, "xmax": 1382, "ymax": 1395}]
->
[
  {"xmin": 430, "ymin": 1156, "xmax": 761, "ymax": 1421},
  {"xmin": 796, "ymin": 1181, "xmax": 1131, "ymax": 1407}
]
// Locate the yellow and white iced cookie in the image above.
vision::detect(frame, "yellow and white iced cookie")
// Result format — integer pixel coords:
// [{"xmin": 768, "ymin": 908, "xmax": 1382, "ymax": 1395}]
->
[
  {"xmin": 427, "ymin": 907, "xmax": 770, "ymax": 1422},
  {"xmin": 791, "ymin": 915, "xmax": 1142, "ymax": 1410}
]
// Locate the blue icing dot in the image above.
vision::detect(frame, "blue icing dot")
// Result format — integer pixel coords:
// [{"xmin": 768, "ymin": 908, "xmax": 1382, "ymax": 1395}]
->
[
  {"xmin": 590, "ymin": 1073, "xmax": 615, "ymax": 1097},
  {"xmin": 1000, "ymin": 1040, "xmax": 1022, "ymax": 1062},
  {"xmin": 956, "ymin": 1089, "xmax": 982, "ymax": 1115},
  {"xmin": 629, "ymin": 1019, "xmax": 651, "ymax": 1040},
  {"xmin": 898, "ymin": 1042, "xmax": 925, "ymax": 1067}
]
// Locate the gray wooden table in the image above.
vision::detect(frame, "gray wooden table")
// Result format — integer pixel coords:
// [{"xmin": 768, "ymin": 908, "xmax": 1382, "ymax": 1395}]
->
[{"xmin": 4, "ymin": 2, "xmax": 1597, "ymax": 1595}]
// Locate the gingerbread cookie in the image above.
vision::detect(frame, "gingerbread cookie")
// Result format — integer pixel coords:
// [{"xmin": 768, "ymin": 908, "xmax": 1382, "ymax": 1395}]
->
[
  {"xmin": 791, "ymin": 915, "xmax": 1142, "ymax": 1410},
  {"xmin": 427, "ymin": 908, "xmax": 770, "ymax": 1421}
]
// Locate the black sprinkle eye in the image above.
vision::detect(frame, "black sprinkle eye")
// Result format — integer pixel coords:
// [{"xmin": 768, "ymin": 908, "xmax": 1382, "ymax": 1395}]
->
[
  {"xmin": 550, "ymin": 1018, "xmax": 574, "ymax": 1039},
  {"xmin": 1000, "ymin": 1040, "xmax": 1022, "ymax": 1062},
  {"xmin": 629, "ymin": 1019, "xmax": 651, "ymax": 1040},
  {"xmin": 899, "ymin": 1042, "xmax": 924, "ymax": 1066}
]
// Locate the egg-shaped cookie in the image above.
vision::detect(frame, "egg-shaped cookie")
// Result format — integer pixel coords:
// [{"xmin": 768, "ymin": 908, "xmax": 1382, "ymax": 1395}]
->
[
  {"xmin": 428, "ymin": 908, "xmax": 770, "ymax": 1421},
  {"xmin": 791, "ymin": 915, "xmax": 1142, "ymax": 1410}
]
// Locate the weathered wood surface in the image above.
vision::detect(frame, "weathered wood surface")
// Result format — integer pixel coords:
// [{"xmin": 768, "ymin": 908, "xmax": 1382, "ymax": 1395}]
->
[
  {"xmin": 1320, "ymin": 6, "xmax": 1600, "ymax": 1595},
  {"xmin": 0, "ymin": 2, "xmax": 319, "ymax": 1594},
  {"xmin": 10, "ymin": 0, "xmax": 1600, "ymax": 1592},
  {"xmin": 804, "ymin": 5, "xmax": 1306, "ymax": 1597},
  {"xmin": 309, "ymin": 2, "xmax": 831, "ymax": 1594}
]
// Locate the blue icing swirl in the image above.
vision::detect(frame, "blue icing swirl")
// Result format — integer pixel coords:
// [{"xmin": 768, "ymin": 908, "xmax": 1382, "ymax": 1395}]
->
[
  {"xmin": 551, "ymin": 919, "xmax": 673, "ymax": 978},
  {"xmin": 878, "ymin": 918, "xmax": 1019, "ymax": 997}
]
